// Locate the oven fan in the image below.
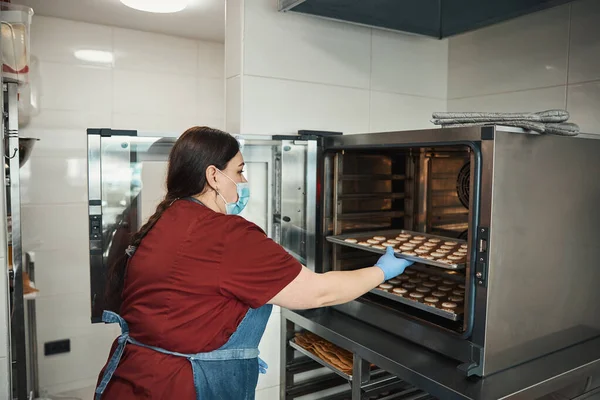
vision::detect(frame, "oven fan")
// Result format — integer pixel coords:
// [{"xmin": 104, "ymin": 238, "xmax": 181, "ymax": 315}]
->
[{"xmin": 456, "ymin": 162, "xmax": 470, "ymax": 209}]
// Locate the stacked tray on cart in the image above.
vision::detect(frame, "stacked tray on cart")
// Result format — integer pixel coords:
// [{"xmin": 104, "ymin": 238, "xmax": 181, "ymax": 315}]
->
[
  {"xmin": 291, "ymin": 331, "xmax": 356, "ymax": 378},
  {"xmin": 326, "ymin": 229, "xmax": 467, "ymax": 270}
]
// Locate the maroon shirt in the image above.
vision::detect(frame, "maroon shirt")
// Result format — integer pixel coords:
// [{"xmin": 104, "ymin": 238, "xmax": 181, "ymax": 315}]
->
[{"xmin": 98, "ymin": 200, "xmax": 302, "ymax": 399}]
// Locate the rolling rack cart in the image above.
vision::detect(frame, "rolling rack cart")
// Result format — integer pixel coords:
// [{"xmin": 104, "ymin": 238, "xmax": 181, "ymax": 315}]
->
[
  {"xmin": 280, "ymin": 315, "xmax": 436, "ymax": 400},
  {"xmin": 2, "ymin": 3, "xmax": 39, "ymax": 399}
]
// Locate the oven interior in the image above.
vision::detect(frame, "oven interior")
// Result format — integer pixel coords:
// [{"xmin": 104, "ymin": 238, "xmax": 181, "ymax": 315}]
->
[{"xmin": 323, "ymin": 145, "xmax": 475, "ymax": 333}]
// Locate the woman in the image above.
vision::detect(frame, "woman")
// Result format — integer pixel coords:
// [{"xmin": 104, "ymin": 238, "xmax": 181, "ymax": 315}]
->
[{"xmin": 95, "ymin": 127, "xmax": 412, "ymax": 399}]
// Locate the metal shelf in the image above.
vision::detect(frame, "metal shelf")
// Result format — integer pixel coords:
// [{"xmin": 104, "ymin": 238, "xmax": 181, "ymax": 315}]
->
[
  {"xmin": 370, "ymin": 289, "xmax": 462, "ymax": 322},
  {"xmin": 336, "ymin": 211, "xmax": 406, "ymax": 220},
  {"xmin": 338, "ymin": 193, "xmax": 406, "ymax": 200},
  {"xmin": 289, "ymin": 340, "xmax": 353, "ymax": 381},
  {"xmin": 341, "ymin": 174, "xmax": 406, "ymax": 181},
  {"xmin": 326, "ymin": 229, "xmax": 466, "ymax": 270}
]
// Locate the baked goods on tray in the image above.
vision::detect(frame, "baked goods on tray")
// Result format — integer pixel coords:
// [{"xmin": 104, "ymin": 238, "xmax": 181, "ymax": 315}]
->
[{"xmin": 293, "ymin": 332, "xmax": 354, "ymax": 374}]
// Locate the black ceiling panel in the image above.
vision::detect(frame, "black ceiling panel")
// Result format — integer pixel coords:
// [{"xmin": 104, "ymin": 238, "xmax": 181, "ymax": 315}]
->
[{"xmin": 283, "ymin": 0, "xmax": 573, "ymax": 39}]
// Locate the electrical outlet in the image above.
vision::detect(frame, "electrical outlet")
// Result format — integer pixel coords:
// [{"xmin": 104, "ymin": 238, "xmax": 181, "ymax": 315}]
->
[{"xmin": 44, "ymin": 339, "xmax": 70, "ymax": 355}]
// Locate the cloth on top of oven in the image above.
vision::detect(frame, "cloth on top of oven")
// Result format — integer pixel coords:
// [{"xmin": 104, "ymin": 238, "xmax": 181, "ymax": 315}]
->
[{"xmin": 430, "ymin": 109, "xmax": 580, "ymax": 136}]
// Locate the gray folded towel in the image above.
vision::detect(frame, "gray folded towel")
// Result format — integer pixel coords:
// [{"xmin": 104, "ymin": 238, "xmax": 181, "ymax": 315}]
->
[
  {"xmin": 431, "ymin": 109, "xmax": 579, "ymax": 136},
  {"xmin": 544, "ymin": 122, "xmax": 580, "ymax": 136},
  {"xmin": 431, "ymin": 109, "xmax": 569, "ymax": 125}
]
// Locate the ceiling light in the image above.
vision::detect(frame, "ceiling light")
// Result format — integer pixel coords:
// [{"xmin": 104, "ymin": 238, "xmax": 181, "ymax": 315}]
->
[
  {"xmin": 74, "ymin": 50, "xmax": 114, "ymax": 64},
  {"xmin": 119, "ymin": 0, "xmax": 189, "ymax": 13}
]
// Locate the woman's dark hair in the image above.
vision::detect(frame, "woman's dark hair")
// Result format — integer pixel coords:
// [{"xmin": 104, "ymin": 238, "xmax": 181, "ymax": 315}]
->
[{"xmin": 105, "ymin": 126, "xmax": 240, "ymax": 312}]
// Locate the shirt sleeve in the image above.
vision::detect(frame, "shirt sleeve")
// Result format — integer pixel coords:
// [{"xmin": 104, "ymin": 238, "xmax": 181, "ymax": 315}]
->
[{"xmin": 219, "ymin": 216, "xmax": 302, "ymax": 308}]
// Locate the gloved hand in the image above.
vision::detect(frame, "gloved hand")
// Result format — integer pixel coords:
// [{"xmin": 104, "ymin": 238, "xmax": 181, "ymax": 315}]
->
[
  {"xmin": 375, "ymin": 246, "xmax": 414, "ymax": 281},
  {"xmin": 258, "ymin": 358, "xmax": 268, "ymax": 374}
]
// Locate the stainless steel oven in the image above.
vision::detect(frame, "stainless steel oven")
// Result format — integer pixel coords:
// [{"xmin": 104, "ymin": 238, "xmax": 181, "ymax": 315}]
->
[
  {"xmin": 320, "ymin": 126, "xmax": 600, "ymax": 378},
  {"xmin": 87, "ymin": 126, "xmax": 600, "ymax": 379}
]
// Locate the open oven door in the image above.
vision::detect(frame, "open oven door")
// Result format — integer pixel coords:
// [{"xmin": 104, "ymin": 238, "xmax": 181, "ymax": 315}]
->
[{"xmin": 86, "ymin": 129, "xmax": 323, "ymax": 322}]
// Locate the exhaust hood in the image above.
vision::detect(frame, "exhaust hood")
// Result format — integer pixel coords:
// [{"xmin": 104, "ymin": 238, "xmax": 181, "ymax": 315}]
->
[{"xmin": 279, "ymin": 0, "xmax": 572, "ymax": 38}]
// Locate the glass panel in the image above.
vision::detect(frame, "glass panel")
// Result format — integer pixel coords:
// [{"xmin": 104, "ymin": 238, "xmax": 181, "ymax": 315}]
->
[
  {"xmin": 101, "ymin": 135, "xmax": 174, "ymax": 255},
  {"xmin": 91, "ymin": 135, "xmax": 175, "ymax": 319},
  {"xmin": 237, "ymin": 139, "xmax": 276, "ymax": 236},
  {"xmin": 278, "ymin": 140, "xmax": 317, "ymax": 269},
  {"xmin": 89, "ymin": 133, "xmax": 314, "ymax": 319}
]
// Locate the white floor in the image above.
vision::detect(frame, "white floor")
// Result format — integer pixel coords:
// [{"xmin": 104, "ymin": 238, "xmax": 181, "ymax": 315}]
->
[
  {"xmin": 45, "ymin": 386, "xmax": 94, "ymax": 400},
  {"xmin": 48, "ymin": 385, "xmax": 281, "ymax": 400}
]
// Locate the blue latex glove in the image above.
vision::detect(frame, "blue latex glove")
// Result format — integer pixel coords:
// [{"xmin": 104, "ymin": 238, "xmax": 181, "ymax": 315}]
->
[
  {"xmin": 375, "ymin": 246, "xmax": 414, "ymax": 281},
  {"xmin": 258, "ymin": 357, "xmax": 268, "ymax": 374}
]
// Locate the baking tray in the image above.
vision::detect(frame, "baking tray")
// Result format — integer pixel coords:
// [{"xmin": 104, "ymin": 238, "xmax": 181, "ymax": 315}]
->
[
  {"xmin": 326, "ymin": 229, "xmax": 466, "ymax": 270},
  {"xmin": 289, "ymin": 340, "xmax": 353, "ymax": 380},
  {"xmin": 370, "ymin": 288, "xmax": 462, "ymax": 321}
]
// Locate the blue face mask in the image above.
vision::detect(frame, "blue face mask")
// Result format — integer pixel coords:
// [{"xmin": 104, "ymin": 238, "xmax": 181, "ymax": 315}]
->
[{"xmin": 217, "ymin": 170, "xmax": 250, "ymax": 215}]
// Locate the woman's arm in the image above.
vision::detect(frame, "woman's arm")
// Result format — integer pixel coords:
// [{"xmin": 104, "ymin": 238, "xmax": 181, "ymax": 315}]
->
[
  {"xmin": 268, "ymin": 247, "xmax": 412, "ymax": 310},
  {"xmin": 268, "ymin": 266, "xmax": 383, "ymax": 309}
]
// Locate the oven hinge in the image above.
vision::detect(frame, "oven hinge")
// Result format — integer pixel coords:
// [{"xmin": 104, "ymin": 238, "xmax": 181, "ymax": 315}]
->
[{"xmin": 475, "ymin": 226, "xmax": 489, "ymax": 287}]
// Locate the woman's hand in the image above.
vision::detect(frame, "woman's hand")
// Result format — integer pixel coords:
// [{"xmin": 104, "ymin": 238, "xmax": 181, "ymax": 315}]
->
[{"xmin": 375, "ymin": 247, "xmax": 414, "ymax": 281}]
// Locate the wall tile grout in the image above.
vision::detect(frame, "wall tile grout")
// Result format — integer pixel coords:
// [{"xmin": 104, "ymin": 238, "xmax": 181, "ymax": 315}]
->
[{"xmin": 447, "ymin": 83, "xmax": 573, "ymax": 101}]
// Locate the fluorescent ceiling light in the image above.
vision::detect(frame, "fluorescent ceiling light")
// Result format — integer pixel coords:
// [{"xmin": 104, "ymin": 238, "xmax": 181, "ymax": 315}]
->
[
  {"xmin": 120, "ymin": 0, "xmax": 189, "ymax": 13},
  {"xmin": 74, "ymin": 50, "xmax": 114, "ymax": 64}
]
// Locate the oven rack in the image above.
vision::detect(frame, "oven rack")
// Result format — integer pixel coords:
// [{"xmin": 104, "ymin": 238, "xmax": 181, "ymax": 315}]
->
[
  {"xmin": 370, "ymin": 288, "xmax": 462, "ymax": 321},
  {"xmin": 326, "ymin": 229, "xmax": 466, "ymax": 270}
]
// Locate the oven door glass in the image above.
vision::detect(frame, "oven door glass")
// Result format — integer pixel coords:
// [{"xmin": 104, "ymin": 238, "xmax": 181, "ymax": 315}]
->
[{"xmin": 86, "ymin": 130, "xmax": 317, "ymax": 321}]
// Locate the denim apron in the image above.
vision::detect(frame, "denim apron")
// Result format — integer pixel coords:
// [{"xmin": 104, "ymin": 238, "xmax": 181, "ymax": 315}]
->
[{"xmin": 95, "ymin": 198, "xmax": 272, "ymax": 399}]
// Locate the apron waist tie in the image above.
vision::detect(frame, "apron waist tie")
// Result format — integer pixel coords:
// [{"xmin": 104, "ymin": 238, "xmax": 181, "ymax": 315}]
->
[{"xmin": 95, "ymin": 311, "xmax": 262, "ymax": 399}]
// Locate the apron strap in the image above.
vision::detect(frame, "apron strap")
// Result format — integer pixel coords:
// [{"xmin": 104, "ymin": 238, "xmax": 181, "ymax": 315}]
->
[
  {"xmin": 127, "ymin": 335, "xmax": 259, "ymax": 360},
  {"xmin": 95, "ymin": 311, "xmax": 130, "ymax": 399}
]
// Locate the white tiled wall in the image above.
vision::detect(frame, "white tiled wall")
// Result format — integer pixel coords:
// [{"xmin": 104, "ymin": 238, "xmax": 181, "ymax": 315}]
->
[
  {"xmin": 14, "ymin": 0, "xmax": 600, "ymax": 398},
  {"xmin": 447, "ymin": 0, "xmax": 600, "ymax": 135},
  {"xmin": 226, "ymin": 0, "xmax": 448, "ymax": 136},
  {"xmin": 227, "ymin": 0, "xmax": 448, "ymax": 397},
  {"xmin": 17, "ymin": 16, "xmax": 224, "ymax": 395}
]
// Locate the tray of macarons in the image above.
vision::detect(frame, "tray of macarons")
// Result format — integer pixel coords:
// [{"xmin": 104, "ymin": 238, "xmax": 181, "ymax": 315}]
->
[
  {"xmin": 372, "ymin": 267, "xmax": 464, "ymax": 321},
  {"xmin": 326, "ymin": 229, "xmax": 467, "ymax": 270}
]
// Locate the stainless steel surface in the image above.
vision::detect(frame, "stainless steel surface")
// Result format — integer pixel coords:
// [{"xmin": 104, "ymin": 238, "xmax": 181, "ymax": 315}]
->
[
  {"xmin": 305, "ymin": 139, "xmax": 318, "ymax": 271},
  {"xmin": 24, "ymin": 253, "xmax": 38, "ymax": 399},
  {"xmin": 87, "ymin": 134, "xmax": 101, "ymax": 204},
  {"xmin": 415, "ymin": 149, "xmax": 428, "ymax": 232},
  {"xmin": 284, "ymin": 308, "xmax": 600, "ymax": 400},
  {"xmin": 289, "ymin": 340, "xmax": 353, "ymax": 381},
  {"xmin": 482, "ymin": 130, "xmax": 600, "ymax": 376},
  {"xmin": 426, "ymin": 151, "xmax": 470, "ymax": 236},
  {"xmin": 279, "ymin": 139, "xmax": 313, "ymax": 265},
  {"xmin": 324, "ymin": 127, "xmax": 485, "ymax": 150},
  {"xmin": 326, "ymin": 229, "xmax": 466, "ymax": 270},
  {"xmin": 332, "ymin": 152, "xmax": 342, "ymax": 235},
  {"xmin": 15, "ymin": 138, "xmax": 38, "ymax": 168},
  {"xmin": 0, "ymin": 82, "xmax": 12, "ymax": 400},
  {"xmin": 320, "ymin": 126, "xmax": 600, "ymax": 378},
  {"xmin": 351, "ymin": 355, "xmax": 370, "ymax": 397},
  {"xmin": 6, "ymin": 81, "xmax": 27, "ymax": 399},
  {"xmin": 471, "ymin": 138, "xmax": 493, "ymax": 349}
]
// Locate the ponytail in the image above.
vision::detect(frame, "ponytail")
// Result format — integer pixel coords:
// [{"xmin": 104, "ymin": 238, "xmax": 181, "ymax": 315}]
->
[{"xmin": 105, "ymin": 194, "xmax": 177, "ymax": 313}]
